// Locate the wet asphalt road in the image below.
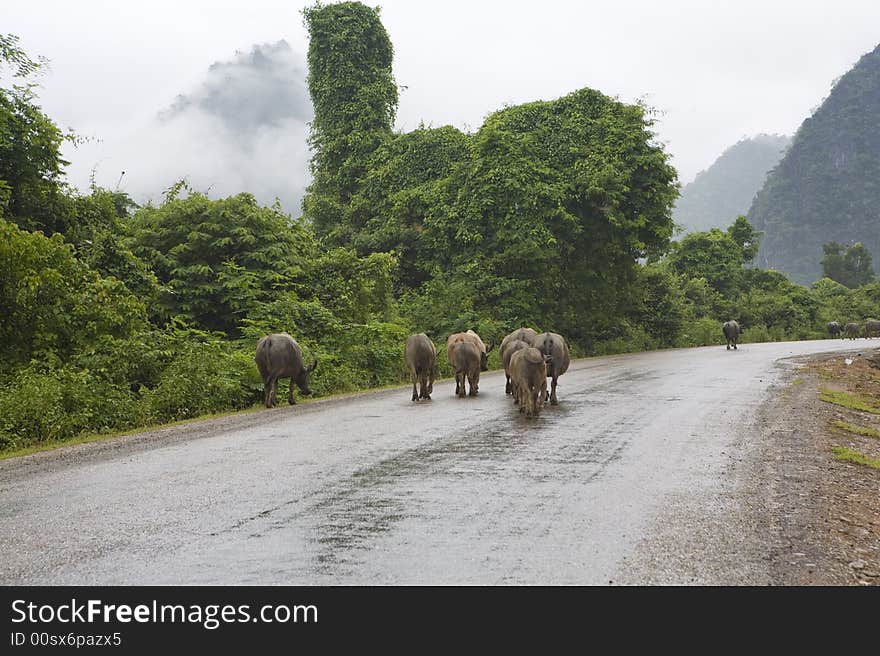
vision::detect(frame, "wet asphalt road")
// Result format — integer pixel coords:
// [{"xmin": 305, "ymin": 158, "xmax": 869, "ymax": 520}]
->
[{"xmin": 0, "ymin": 339, "xmax": 866, "ymax": 585}]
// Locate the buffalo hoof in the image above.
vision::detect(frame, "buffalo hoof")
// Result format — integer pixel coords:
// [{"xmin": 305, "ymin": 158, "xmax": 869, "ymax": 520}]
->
[
  {"xmin": 733, "ymin": 345, "xmax": 738, "ymax": 350},
  {"xmin": 550, "ymin": 397, "xmax": 558, "ymax": 406},
  {"xmin": 422, "ymin": 394, "xmax": 431, "ymax": 401},
  {"xmin": 411, "ymin": 393, "xmax": 419, "ymax": 402},
  {"xmin": 289, "ymin": 398, "xmax": 296, "ymax": 405},
  {"xmin": 726, "ymin": 345, "xmax": 730, "ymax": 350}
]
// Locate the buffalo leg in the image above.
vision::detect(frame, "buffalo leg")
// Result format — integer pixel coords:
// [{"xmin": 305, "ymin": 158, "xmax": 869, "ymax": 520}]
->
[
  {"xmin": 288, "ymin": 379, "xmax": 297, "ymax": 405},
  {"xmin": 263, "ymin": 377, "xmax": 274, "ymax": 408},
  {"xmin": 457, "ymin": 372, "xmax": 466, "ymax": 398},
  {"xmin": 549, "ymin": 375, "xmax": 559, "ymax": 405},
  {"xmin": 505, "ymin": 375, "xmax": 512, "ymax": 395},
  {"xmin": 469, "ymin": 371, "xmax": 479, "ymax": 396},
  {"xmin": 411, "ymin": 372, "xmax": 419, "ymax": 402},
  {"xmin": 420, "ymin": 372, "xmax": 431, "ymax": 400}
]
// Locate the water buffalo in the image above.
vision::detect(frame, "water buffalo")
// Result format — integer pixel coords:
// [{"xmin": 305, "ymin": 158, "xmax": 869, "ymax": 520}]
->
[
  {"xmin": 533, "ymin": 332, "xmax": 570, "ymax": 405},
  {"xmin": 509, "ymin": 347, "xmax": 549, "ymax": 418},
  {"xmin": 450, "ymin": 339, "xmax": 481, "ymax": 398},
  {"xmin": 865, "ymin": 319, "xmax": 880, "ymax": 338},
  {"xmin": 255, "ymin": 333, "xmax": 317, "ymax": 408},
  {"xmin": 500, "ymin": 327, "xmax": 538, "ymax": 393},
  {"xmin": 722, "ymin": 320, "xmax": 741, "ymax": 350},
  {"xmin": 844, "ymin": 322, "xmax": 861, "ymax": 339},
  {"xmin": 405, "ymin": 333, "xmax": 436, "ymax": 401},
  {"xmin": 502, "ymin": 339, "xmax": 530, "ymax": 397},
  {"xmin": 447, "ymin": 330, "xmax": 494, "ymax": 373},
  {"xmin": 827, "ymin": 321, "xmax": 843, "ymax": 338}
]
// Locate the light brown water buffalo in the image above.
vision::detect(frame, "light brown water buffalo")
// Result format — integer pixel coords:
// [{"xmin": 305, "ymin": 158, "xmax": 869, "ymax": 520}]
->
[
  {"xmin": 500, "ymin": 327, "xmax": 538, "ymax": 393},
  {"xmin": 450, "ymin": 339, "xmax": 481, "ymax": 398},
  {"xmin": 502, "ymin": 338, "xmax": 530, "ymax": 397},
  {"xmin": 447, "ymin": 330, "xmax": 494, "ymax": 373},
  {"xmin": 844, "ymin": 322, "xmax": 861, "ymax": 339},
  {"xmin": 722, "ymin": 320, "xmax": 741, "ymax": 350},
  {"xmin": 255, "ymin": 333, "xmax": 317, "ymax": 408},
  {"xmin": 865, "ymin": 319, "xmax": 880, "ymax": 338},
  {"xmin": 509, "ymin": 347, "xmax": 549, "ymax": 418},
  {"xmin": 533, "ymin": 332, "xmax": 570, "ymax": 405},
  {"xmin": 404, "ymin": 333, "xmax": 436, "ymax": 402}
]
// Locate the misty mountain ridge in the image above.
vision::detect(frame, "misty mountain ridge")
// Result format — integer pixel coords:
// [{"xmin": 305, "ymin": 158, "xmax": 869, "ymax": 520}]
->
[
  {"xmin": 748, "ymin": 42, "xmax": 880, "ymax": 285},
  {"xmin": 673, "ymin": 134, "xmax": 790, "ymax": 234}
]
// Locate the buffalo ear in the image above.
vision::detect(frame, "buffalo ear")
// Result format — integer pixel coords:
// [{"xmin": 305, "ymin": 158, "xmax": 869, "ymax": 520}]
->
[{"xmin": 308, "ymin": 357, "xmax": 318, "ymax": 373}]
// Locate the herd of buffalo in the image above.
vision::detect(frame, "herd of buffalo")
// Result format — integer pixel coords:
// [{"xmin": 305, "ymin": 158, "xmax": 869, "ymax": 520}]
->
[
  {"xmin": 254, "ymin": 317, "xmax": 880, "ymax": 417},
  {"xmin": 826, "ymin": 319, "xmax": 880, "ymax": 340}
]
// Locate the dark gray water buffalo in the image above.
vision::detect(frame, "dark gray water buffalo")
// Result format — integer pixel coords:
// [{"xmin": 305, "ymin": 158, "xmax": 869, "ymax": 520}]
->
[
  {"xmin": 533, "ymin": 332, "xmax": 570, "ymax": 405},
  {"xmin": 450, "ymin": 339, "xmax": 481, "ymax": 398},
  {"xmin": 447, "ymin": 330, "xmax": 494, "ymax": 373},
  {"xmin": 844, "ymin": 322, "xmax": 861, "ymax": 339},
  {"xmin": 509, "ymin": 347, "xmax": 549, "ymax": 418},
  {"xmin": 865, "ymin": 319, "xmax": 880, "ymax": 338},
  {"xmin": 722, "ymin": 320, "xmax": 741, "ymax": 350},
  {"xmin": 502, "ymin": 339, "xmax": 531, "ymax": 397},
  {"xmin": 255, "ymin": 333, "xmax": 317, "ymax": 408},
  {"xmin": 827, "ymin": 321, "xmax": 843, "ymax": 338},
  {"xmin": 404, "ymin": 333, "xmax": 436, "ymax": 401}
]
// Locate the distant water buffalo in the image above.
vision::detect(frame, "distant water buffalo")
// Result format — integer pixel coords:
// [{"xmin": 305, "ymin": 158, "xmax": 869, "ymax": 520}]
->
[
  {"xmin": 446, "ymin": 330, "xmax": 494, "ymax": 373},
  {"xmin": 844, "ymin": 322, "xmax": 861, "ymax": 339},
  {"xmin": 509, "ymin": 347, "xmax": 549, "ymax": 418},
  {"xmin": 405, "ymin": 333, "xmax": 436, "ymax": 402},
  {"xmin": 533, "ymin": 332, "xmax": 570, "ymax": 405},
  {"xmin": 722, "ymin": 320, "xmax": 741, "ymax": 350},
  {"xmin": 255, "ymin": 333, "xmax": 317, "ymax": 408},
  {"xmin": 827, "ymin": 321, "xmax": 842, "ymax": 338},
  {"xmin": 865, "ymin": 319, "xmax": 880, "ymax": 338},
  {"xmin": 450, "ymin": 339, "xmax": 481, "ymax": 398},
  {"xmin": 502, "ymin": 339, "xmax": 531, "ymax": 397}
]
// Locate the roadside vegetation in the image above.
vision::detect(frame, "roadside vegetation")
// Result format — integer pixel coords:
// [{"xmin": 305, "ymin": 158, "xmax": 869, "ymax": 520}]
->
[{"xmin": 2, "ymin": 10, "xmax": 879, "ymax": 454}]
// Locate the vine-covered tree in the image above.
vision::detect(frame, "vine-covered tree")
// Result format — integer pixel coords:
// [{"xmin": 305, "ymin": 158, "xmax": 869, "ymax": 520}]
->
[{"xmin": 302, "ymin": 2, "xmax": 398, "ymax": 241}]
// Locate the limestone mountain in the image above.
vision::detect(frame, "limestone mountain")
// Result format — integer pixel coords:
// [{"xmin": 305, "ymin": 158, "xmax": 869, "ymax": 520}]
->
[
  {"xmin": 674, "ymin": 134, "xmax": 790, "ymax": 234},
  {"xmin": 747, "ymin": 43, "xmax": 880, "ymax": 285}
]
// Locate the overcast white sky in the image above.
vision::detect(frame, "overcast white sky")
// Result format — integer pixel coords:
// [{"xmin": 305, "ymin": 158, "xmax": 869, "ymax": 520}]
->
[{"xmin": 5, "ymin": 0, "xmax": 880, "ymax": 212}]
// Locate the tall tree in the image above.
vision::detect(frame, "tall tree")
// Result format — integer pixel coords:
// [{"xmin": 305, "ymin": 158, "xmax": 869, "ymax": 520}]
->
[
  {"xmin": 821, "ymin": 241, "xmax": 875, "ymax": 288},
  {"xmin": 302, "ymin": 2, "xmax": 398, "ymax": 241},
  {"xmin": 0, "ymin": 34, "xmax": 73, "ymax": 234}
]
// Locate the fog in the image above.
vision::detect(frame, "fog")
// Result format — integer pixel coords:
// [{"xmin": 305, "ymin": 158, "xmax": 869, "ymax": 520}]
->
[{"xmin": 65, "ymin": 41, "xmax": 312, "ymax": 215}]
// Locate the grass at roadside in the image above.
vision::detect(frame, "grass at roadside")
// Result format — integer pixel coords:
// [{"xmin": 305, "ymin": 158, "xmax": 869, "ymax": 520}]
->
[
  {"xmin": 819, "ymin": 388, "xmax": 880, "ymax": 414},
  {"xmin": 831, "ymin": 420, "xmax": 880, "ymax": 439},
  {"xmin": 832, "ymin": 446, "xmax": 880, "ymax": 470}
]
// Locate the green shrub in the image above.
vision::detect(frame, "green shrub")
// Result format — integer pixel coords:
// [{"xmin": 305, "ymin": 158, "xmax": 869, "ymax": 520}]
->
[{"xmin": 0, "ymin": 364, "xmax": 140, "ymax": 449}]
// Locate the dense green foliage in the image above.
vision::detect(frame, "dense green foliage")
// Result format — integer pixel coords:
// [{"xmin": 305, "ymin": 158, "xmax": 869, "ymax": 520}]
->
[
  {"xmin": 674, "ymin": 134, "xmax": 789, "ymax": 234},
  {"xmin": 820, "ymin": 241, "xmax": 875, "ymax": 288},
  {"xmin": 302, "ymin": 2, "xmax": 397, "ymax": 240},
  {"xmin": 748, "ymin": 43, "xmax": 880, "ymax": 284},
  {"xmin": 2, "ymin": 18, "xmax": 878, "ymax": 454}
]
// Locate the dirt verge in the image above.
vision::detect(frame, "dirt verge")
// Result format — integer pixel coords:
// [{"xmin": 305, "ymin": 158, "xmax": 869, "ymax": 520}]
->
[{"xmin": 766, "ymin": 348, "xmax": 880, "ymax": 585}]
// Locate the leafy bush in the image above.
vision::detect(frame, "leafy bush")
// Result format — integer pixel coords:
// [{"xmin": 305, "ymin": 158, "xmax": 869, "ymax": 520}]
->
[{"xmin": 0, "ymin": 364, "xmax": 141, "ymax": 449}]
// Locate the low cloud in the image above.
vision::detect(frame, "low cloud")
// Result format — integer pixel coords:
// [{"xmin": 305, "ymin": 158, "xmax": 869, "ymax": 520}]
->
[{"xmin": 67, "ymin": 40, "xmax": 313, "ymax": 216}]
